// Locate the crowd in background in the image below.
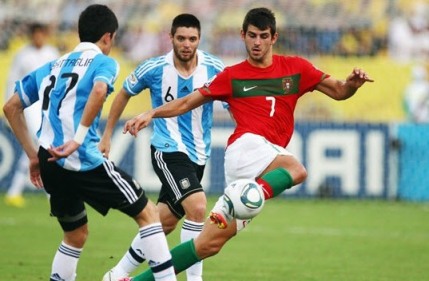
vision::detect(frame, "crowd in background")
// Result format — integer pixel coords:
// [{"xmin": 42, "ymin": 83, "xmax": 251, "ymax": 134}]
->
[{"xmin": 1, "ymin": 0, "xmax": 429, "ymax": 63}]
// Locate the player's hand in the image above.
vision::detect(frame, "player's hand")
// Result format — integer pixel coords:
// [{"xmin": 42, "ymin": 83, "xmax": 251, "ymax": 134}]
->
[
  {"xmin": 29, "ymin": 156, "xmax": 43, "ymax": 189},
  {"xmin": 346, "ymin": 68, "xmax": 374, "ymax": 88},
  {"xmin": 123, "ymin": 112, "xmax": 153, "ymax": 137},
  {"xmin": 47, "ymin": 141, "xmax": 80, "ymax": 161},
  {"xmin": 98, "ymin": 135, "xmax": 111, "ymax": 158}
]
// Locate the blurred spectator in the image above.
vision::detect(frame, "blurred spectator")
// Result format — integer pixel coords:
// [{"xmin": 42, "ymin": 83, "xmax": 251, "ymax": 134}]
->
[
  {"xmin": 57, "ymin": 0, "xmax": 86, "ymax": 31},
  {"xmin": 216, "ymin": 28, "xmax": 243, "ymax": 57},
  {"xmin": 0, "ymin": 0, "xmax": 397, "ymax": 59},
  {"xmin": 4, "ymin": 22, "xmax": 59, "ymax": 207},
  {"xmin": 120, "ymin": 23, "xmax": 161, "ymax": 62},
  {"xmin": 337, "ymin": 25, "xmax": 376, "ymax": 57},
  {"xmin": 388, "ymin": 12, "xmax": 414, "ymax": 62},
  {"xmin": 403, "ymin": 65, "xmax": 429, "ymax": 123},
  {"xmin": 388, "ymin": 1, "xmax": 429, "ymax": 62}
]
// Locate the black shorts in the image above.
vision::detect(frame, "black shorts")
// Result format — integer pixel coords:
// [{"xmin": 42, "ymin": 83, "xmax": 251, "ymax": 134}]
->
[
  {"xmin": 38, "ymin": 147, "xmax": 148, "ymax": 231},
  {"xmin": 151, "ymin": 146, "xmax": 205, "ymax": 218}
]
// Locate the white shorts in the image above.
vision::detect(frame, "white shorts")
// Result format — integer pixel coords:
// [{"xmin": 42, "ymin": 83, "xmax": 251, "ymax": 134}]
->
[
  {"xmin": 224, "ymin": 133, "xmax": 291, "ymax": 185},
  {"xmin": 219, "ymin": 133, "xmax": 292, "ymax": 232}
]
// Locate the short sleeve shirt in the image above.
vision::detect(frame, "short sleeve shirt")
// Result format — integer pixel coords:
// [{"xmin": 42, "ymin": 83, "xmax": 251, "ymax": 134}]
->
[{"xmin": 199, "ymin": 55, "xmax": 329, "ymax": 147}]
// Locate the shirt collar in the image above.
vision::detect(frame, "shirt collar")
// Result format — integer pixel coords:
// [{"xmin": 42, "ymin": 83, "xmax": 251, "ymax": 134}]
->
[{"xmin": 73, "ymin": 42, "xmax": 102, "ymax": 54}]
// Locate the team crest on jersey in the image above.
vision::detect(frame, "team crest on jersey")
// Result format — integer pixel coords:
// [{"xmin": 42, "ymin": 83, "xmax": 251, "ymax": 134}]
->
[
  {"xmin": 282, "ymin": 77, "xmax": 293, "ymax": 94},
  {"xmin": 180, "ymin": 178, "xmax": 191, "ymax": 189},
  {"xmin": 128, "ymin": 73, "xmax": 138, "ymax": 86}
]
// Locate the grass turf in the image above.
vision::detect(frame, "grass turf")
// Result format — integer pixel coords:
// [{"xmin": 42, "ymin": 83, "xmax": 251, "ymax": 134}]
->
[{"xmin": 1, "ymin": 193, "xmax": 428, "ymax": 281}]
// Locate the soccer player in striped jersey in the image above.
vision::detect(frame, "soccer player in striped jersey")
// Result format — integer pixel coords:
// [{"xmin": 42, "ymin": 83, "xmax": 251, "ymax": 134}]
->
[
  {"xmin": 3, "ymin": 4, "xmax": 176, "ymax": 281},
  {"xmin": 121, "ymin": 7, "xmax": 374, "ymax": 281},
  {"xmin": 100, "ymin": 14, "xmax": 224, "ymax": 281}
]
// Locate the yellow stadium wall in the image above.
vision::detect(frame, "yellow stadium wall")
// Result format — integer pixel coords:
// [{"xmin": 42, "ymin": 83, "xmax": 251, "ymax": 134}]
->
[{"xmin": 295, "ymin": 56, "xmax": 411, "ymax": 122}]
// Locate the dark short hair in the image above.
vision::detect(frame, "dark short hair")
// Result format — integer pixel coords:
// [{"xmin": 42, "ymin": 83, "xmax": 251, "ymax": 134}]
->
[
  {"xmin": 78, "ymin": 4, "xmax": 118, "ymax": 43},
  {"xmin": 28, "ymin": 23, "xmax": 48, "ymax": 34},
  {"xmin": 242, "ymin": 7, "xmax": 276, "ymax": 36},
  {"xmin": 171, "ymin": 13, "xmax": 201, "ymax": 37}
]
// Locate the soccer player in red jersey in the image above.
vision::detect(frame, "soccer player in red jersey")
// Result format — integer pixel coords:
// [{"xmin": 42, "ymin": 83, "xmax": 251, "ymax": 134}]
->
[{"xmin": 121, "ymin": 7, "xmax": 373, "ymax": 281}]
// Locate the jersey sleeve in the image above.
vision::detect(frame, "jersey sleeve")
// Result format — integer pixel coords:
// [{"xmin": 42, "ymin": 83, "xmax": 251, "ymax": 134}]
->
[
  {"xmin": 15, "ymin": 62, "xmax": 51, "ymax": 109},
  {"xmin": 93, "ymin": 56, "xmax": 119, "ymax": 96},
  {"xmin": 198, "ymin": 69, "xmax": 231, "ymax": 100},
  {"xmin": 296, "ymin": 57, "xmax": 330, "ymax": 94},
  {"xmin": 123, "ymin": 59, "xmax": 153, "ymax": 96}
]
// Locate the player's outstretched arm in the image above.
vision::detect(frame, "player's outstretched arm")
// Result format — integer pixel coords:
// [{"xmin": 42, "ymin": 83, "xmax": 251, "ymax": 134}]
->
[
  {"xmin": 123, "ymin": 90, "xmax": 211, "ymax": 137},
  {"xmin": 123, "ymin": 110, "xmax": 154, "ymax": 137},
  {"xmin": 317, "ymin": 67, "xmax": 374, "ymax": 100}
]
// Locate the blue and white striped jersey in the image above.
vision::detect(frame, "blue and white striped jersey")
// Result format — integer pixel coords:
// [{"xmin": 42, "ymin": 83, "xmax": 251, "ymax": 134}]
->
[
  {"xmin": 123, "ymin": 50, "xmax": 224, "ymax": 165},
  {"xmin": 16, "ymin": 42, "xmax": 119, "ymax": 171}
]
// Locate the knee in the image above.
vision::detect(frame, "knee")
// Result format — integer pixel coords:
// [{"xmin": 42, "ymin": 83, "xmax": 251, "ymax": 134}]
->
[
  {"xmin": 183, "ymin": 193, "xmax": 207, "ymax": 222},
  {"xmin": 161, "ymin": 217, "xmax": 179, "ymax": 235},
  {"xmin": 135, "ymin": 201, "xmax": 161, "ymax": 226},
  {"xmin": 162, "ymin": 224, "xmax": 176, "ymax": 235},
  {"xmin": 293, "ymin": 164, "xmax": 307, "ymax": 185},
  {"xmin": 145, "ymin": 200, "xmax": 159, "ymax": 217},
  {"xmin": 185, "ymin": 203, "xmax": 207, "ymax": 222},
  {"xmin": 64, "ymin": 225, "xmax": 88, "ymax": 248}
]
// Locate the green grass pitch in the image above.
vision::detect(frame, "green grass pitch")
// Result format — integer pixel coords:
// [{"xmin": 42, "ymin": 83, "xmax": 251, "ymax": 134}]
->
[{"xmin": 1, "ymin": 193, "xmax": 428, "ymax": 281}]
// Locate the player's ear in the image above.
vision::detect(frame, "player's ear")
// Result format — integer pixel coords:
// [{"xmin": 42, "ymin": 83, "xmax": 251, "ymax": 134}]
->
[
  {"xmin": 100, "ymin": 32, "xmax": 113, "ymax": 44},
  {"xmin": 240, "ymin": 29, "xmax": 245, "ymax": 40},
  {"xmin": 106, "ymin": 32, "xmax": 116, "ymax": 43},
  {"xmin": 98, "ymin": 32, "xmax": 115, "ymax": 55},
  {"xmin": 271, "ymin": 32, "xmax": 278, "ymax": 45}
]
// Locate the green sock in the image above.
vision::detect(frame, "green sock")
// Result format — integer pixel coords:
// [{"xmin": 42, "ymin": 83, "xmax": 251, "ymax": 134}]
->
[
  {"xmin": 132, "ymin": 239, "xmax": 200, "ymax": 281},
  {"xmin": 257, "ymin": 167, "xmax": 293, "ymax": 199}
]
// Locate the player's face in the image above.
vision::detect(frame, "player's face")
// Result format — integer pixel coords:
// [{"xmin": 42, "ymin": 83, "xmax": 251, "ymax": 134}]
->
[
  {"xmin": 31, "ymin": 29, "xmax": 48, "ymax": 49},
  {"xmin": 242, "ymin": 25, "xmax": 278, "ymax": 64},
  {"xmin": 171, "ymin": 27, "xmax": 200, "ymax": 63}
]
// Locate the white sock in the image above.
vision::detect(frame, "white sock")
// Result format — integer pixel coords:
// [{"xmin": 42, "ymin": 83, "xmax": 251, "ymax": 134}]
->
[
  {"xmin": 139, "ymin": 223, "xmax": 176, "ymax": 281},
  {"xmin": 110, "ymin": 232, "xmax": 147, "ymax": 276},
  {"xmin": 182, "ymin": 220, "xmax": 204, "ymax": 281},
  {"xmin": 50, "ymin": 241, "xmax": 82, "ymax": 281}
]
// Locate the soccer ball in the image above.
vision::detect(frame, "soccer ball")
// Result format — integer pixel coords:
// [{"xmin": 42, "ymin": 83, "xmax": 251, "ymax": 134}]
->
[{"xmin": 224, "ymin": 179, "xmax": 265, "ymax": 220}]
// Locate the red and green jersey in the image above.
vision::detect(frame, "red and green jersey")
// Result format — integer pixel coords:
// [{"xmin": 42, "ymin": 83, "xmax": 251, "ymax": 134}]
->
[{"xmin": 198, "ymin": 55, "xmax": 329, "ymax": 147}]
